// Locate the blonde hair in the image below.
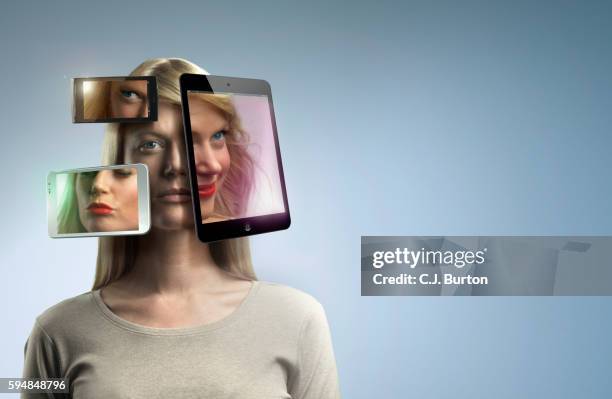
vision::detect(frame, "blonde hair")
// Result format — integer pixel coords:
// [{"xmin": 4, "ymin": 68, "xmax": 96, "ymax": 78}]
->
[
  {"xmin": 83, "ymin": 81, "xmax": 112, "ymax": 120},
  {"xmin": 56, "ymin": 173, "xmax": 86, "ymax": 233},
  {"xmin": 92, "ymin": 58, "xmax": 257, "ymax": 290}
]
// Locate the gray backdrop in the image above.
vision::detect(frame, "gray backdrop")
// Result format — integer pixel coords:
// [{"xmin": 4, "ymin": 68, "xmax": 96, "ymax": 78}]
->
[{"xmin": 1, "ymin": 0, "xmax": 611, "ymax": 397}]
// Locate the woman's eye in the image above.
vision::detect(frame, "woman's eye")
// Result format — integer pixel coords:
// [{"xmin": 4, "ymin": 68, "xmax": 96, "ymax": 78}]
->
[
  {"xmin": 138, "ymin": 140, "xmax": 162, "ymax": 152},
  {"xmin": 120, "ymin": 90, "xmax": 141, "ymax": 101},
  {"xmin": 113, "ymin": 168, "xmax": 133, "ymax": 177},
  {"xmin": 211, "ymin": 131, "xmax": 225, "ymax": 141}
]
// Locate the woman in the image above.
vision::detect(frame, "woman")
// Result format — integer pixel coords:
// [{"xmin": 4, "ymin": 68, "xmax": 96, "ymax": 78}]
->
[
  {"xmin": 187, "ymin": 92, "xmax": 255, "ymax": 223},
  {"xmin": 57, "ymin": 167, "xmax": 140, "ymax": 233},
  {"xmin": 23, "ymin": 58, "xmax": 341, "ymax": 398}
]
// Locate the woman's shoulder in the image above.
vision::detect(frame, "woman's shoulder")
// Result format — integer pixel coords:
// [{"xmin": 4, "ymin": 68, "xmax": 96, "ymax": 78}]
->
[
  {"xmin": 253, "ymin": 280, "xmax": 326, "ymax": 320},
  {"xmin": 249, "ymin": 281, "xmax": 332, "ymax": 345},
  {"xmin": 33, "ymin": 290, "xmax": 97, "ymax": 338}
]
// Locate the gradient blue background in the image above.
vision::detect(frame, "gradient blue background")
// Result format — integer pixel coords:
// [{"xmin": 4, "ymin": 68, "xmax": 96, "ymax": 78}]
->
[{"xmin": 2, "ymin": 0, "xmax": 611, "ymax": 397}]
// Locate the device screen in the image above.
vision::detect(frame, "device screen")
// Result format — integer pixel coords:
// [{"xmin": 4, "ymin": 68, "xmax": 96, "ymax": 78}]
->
[
  {"xmin": 47, "ymin": 164, "xmax": 150, "ymax": 237},
  {"xmin": 73, "ymin": 77, "xmax": 157, "ymax": 123},
  {"xmin": 185, "ymin": 91, "xmax": 286, "ymax": 224}
]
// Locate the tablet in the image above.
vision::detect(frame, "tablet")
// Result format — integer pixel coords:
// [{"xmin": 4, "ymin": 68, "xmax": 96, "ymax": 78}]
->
[
  {"xmin": 47, "ymin": 163, "xmax": 151, "ymax": 238},
  {"xmin": 179, "ymin": 74, "xmax": 290, "ymax": 242},
  {"xmin": 72, "ymin": 76, "xmax": 158, "ymax": 123}
]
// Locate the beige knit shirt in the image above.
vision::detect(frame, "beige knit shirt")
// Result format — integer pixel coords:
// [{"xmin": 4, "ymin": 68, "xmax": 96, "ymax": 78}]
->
[{"xmin": 21, "ymin": 281, "xmax": 341, "ymax": 398}]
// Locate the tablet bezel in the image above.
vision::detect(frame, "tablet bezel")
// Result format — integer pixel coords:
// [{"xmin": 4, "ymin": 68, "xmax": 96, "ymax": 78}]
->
[
  {"xmin": 72, "ymin": 76, "xmax": 158, "ymax": 123},
  {"xmin": 47, "ymin": 163, "xmax": 151, "ymax": 238},
  {"xmin": 179, "ymin": 73, "xmax": 291, "ymax": 243}
]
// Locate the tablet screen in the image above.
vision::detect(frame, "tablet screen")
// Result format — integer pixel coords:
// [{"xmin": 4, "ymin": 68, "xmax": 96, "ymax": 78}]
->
[{"xmin": 186, "ymin": 91, "xmax": 285, "ymax": 223}]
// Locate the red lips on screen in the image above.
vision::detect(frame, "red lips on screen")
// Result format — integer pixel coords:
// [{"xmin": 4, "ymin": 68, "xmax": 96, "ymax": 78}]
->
[
  {"xmin": 198, "ymin": 183, "xmax": 216, "ymax": 198},
  {"xmin": 87, "ymin": 202, "xmax": 113, "ymax": 215}
]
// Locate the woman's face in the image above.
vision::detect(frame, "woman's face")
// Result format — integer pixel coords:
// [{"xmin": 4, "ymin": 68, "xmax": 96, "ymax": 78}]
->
[
  {"xmin": 189, "ymin": 98, "xmax": 231, "ymax": 220},
  {"xmin": 122, "ymin": 103, "xmax": 194, "ymax": 230},
  {"xmin": 109, "ymin": 80, "xmax": 148, "ymax": 119},
  {"xmin": 76, "ymin": 168, "xmax": 139, "ymax": 232}
]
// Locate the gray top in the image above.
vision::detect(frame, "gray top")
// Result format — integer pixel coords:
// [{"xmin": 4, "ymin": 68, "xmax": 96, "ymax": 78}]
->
[{"xmin": 21, "ymin": 281, "xmax": 341, "ymax": 398}]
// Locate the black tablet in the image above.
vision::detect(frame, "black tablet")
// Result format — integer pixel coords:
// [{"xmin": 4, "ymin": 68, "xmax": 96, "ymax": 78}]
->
[
  {"xmin": 179, "ymin": 74, "xmax": 290, "ymax": 242},
  {"xmin": 72, "ymin": 76, "xmax": 158, "ymax": 123}
]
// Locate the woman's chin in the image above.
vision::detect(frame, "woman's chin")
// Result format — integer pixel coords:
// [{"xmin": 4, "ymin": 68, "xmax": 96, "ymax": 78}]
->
[
  {"xmin": 199, "ymin": 204, "xmax": 216, "ymax": 218},
  {"xmin": 84, "ymin": 221, "xmax": 108, "ymax": 232},
  {"xmin": 151, "ymin": 213, "xmax": 194, "ymax": 231},
  {"xmin": 85, "ymin": 221, "xmax": 135, "ymax": 233}
]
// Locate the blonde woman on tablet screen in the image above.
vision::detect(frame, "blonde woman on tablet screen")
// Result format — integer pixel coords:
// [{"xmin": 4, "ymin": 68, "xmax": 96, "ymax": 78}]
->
[
  {"xmin": 22, "ymin": 58, "xmax": 341, "ymax": 399},
  {"xmin": 187, "ymin": 91, "xmax": 255, "ymax": 223}
]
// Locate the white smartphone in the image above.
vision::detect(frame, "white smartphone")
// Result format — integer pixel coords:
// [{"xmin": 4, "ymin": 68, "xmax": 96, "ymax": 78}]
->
[{"xmin": 47, "ymin": 163, "xmax": 150, "ymax": 238}]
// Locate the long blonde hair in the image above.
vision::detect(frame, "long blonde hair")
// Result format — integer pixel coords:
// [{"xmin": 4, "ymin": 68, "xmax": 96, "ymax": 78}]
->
[{"xmin": 92, "ymin": 58, "xmax": 257, "ymax": 290}]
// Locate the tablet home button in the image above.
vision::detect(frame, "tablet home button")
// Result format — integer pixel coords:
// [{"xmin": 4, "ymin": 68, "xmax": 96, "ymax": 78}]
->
[{"xmin": 244, "ymin": 223, "xmax": 251, "ymax": 232}]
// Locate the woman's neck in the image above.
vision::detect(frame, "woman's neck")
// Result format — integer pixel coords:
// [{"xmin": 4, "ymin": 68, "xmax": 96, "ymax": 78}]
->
[{"xmin": 123, "ymin": 227, "xmax": 229, "ymax": 297}]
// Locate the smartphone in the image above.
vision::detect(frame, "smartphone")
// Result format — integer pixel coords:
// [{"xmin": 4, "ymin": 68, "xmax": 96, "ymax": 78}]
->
[
  {"xmin": 47, "ymin": 163, "xmax": 150, "ymax": 238},
  {"xmin": 72, "ymin": 76, "xmax": 158, "ymax": 123}
]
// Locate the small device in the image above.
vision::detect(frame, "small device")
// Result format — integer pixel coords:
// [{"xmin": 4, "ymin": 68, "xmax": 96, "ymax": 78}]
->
[
  {"xmin": 47, "ymin": 163, "xmax": 151, "ymax": 238},
  {"xmin": 72, "ymin": 76, "xmax": 158, "ymax": 123},
  {"xmin": 179, "ymin": 73, "xmax": 290, "ymax": 242}
]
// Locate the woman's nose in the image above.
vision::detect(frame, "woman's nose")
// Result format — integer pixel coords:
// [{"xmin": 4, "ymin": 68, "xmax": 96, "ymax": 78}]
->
[
  {"xmin": 195, "ymin": 143, "xmax": 223, "ymax": 175},
  {"xmin": 91, "ymin": 170, "xmax": 112, "ymax": 195},
  {"xmin": 163, "ymin": 141, "xmax": 187, "ymax": 177}
]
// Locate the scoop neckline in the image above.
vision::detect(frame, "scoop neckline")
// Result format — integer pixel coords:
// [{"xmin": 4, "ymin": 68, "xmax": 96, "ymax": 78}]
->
[{"xmin": 91, "ymin": 280, "xmax": 260, "ymax": 336}]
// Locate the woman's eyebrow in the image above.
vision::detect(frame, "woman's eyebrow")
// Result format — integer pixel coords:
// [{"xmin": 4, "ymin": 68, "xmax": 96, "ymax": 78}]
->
[
  {"xmin": 130, "ymin": 130, "xmax": 168, "ymax": 141},
  {"xmin": 118, "ymin": 80, "xmax": 147, "ymax": 89},
  {"xmin": 118, "ymin": 85, "xmax": 146, "ymax": 97},
  {"xmin": 192, "ymin": 124, "xmax": 230, "ymax": 135}
]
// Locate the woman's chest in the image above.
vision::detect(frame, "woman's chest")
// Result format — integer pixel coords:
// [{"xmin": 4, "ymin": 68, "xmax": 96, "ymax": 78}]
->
[{"xmin": 66, "ymin": 338, "xmax": 293, "ymax": 399}]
